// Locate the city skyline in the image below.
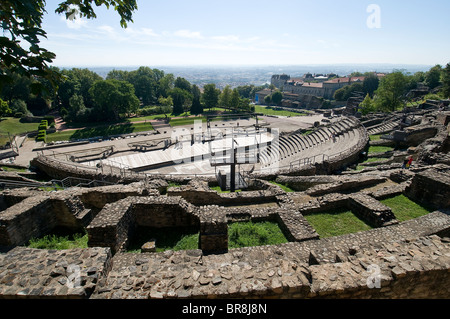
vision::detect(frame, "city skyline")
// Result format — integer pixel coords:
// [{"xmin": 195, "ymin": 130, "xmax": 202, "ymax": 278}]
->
[{"xmin": 41, "ymin": 0, "xmax": 450, "ymax": 67}]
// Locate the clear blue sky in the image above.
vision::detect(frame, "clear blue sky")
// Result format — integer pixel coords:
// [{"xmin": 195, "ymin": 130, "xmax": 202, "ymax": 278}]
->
[{"xmin": 41, "ymin": 0, "xmax": 450, "ymax": 67}]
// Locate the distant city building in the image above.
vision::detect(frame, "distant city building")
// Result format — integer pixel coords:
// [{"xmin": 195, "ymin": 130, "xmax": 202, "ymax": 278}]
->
[{"xmin": 270, "ymin": 73, "xmax": 385, "ymax": 100}]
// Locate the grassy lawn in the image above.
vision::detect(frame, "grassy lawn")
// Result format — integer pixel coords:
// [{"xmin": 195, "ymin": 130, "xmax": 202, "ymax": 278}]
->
[
  {"xmin": 210, "ymin": 186, "xmax": 242, "ymax": 193},
  {"xmin": 27, "ymin": 233, "xmax": 88, "ymax": 250},
  {"xmin": 0, "ymin": 117, "xmax": 39, "ymax": 135},
  {"xmin": 46, "ymin": 122, "xmax": 154, "ymax": 143},
  {"xmin": 269, "ymin": 181, "xmax": 295, "ymax": 192},
  {"xmin": 228, "ymin": 221, "xmax": 288, "ymax": 249},
  {"xmin": 169, "ymin": 116, "xmax": 207, "ymax": 127},
  {"xmin": 304, "ymin": 209, "xmax": 373, "ymax": 238},
  {"xmin": 381, "ymin": 195, "xmax": 433, "ymax": 222},
  {"xmin": 253, "ymin": 105, "xmax": 306, "ymax": 117},
  {"xmin": 0, "ymin": 117, "xmax": 39, "ymax": 145},
  {"xmin": 369, "ymin": 135, "xmax": 382, "ymax": 141},
  {"xmin": 368, "ymin": 145, "xmax": 394, "ymax": 154}
]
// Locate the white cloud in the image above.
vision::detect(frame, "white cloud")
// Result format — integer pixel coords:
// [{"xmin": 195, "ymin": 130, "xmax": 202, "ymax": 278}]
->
[
  {"xmin": 173, "ymin": 30, "xmax": 204, "ymax": 39},
  {"xmin": 212, "ymin": 35, "xmax": 240, "ymax": 43},
  {"xmin": 125, "ymin": 27, "xmax": 160, "ymax": 38}
]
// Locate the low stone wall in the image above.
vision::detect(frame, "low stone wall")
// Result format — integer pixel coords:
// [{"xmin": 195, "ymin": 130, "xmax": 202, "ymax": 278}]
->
[
  {"xmin": 305, "ymin": 175, "xmax": 386, "ymax": 196},
  {"xmin": 405, "ymin": 168, "xmax": 450, "ymax": 209},
  {"xmin": 348, "ymin": 193, "xmax": 398, "ymax": 227},
  {"xmin": 0, "ymin": 183, "xmax": 160, "ymax": 249},
  {"xmin": 86, "ymin": 212, "xmax": 450, "ymax": 299},
  {"xmin": 167, "ymin": 179, "xmax": 284, "ymax": 207},
  {"xmin": 87, "ymin": 196, "xmax": 199, "ymax": 254}
]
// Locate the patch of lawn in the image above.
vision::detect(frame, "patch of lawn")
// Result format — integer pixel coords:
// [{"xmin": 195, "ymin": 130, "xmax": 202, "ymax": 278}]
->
[
  {"xmin": 210, "ymin": 186, "xmax": 242, "ymax": 193},
  {"xmin": 0, "ymin": 118, "xmax": 39, "ymax": 135},
  {"xmin": 46, "ymin": 122, "xmax": 154, "ymax": 142},
  {"xmin": 27, "ymin": 233, "xmax": 88, "ymax": 250},
  {"xmin": 369, "ymin": 135, "xmax": 382, "ymax": 141},
  {"xmin": 228, "ymin": 221, "xmax": 288, "ymax": 249},
  {"xmin": 304, "ymin": 209, "xmax": 373, "ymax": 238},
  {"xmin": 253, "ymin": 105, "xmax": 306, "ymax": 117},
  {"xmin": 269, "ymin": 181, "xmax": 295, "ymax": 192},
  {"xmin": 381, "ymin": 195, "xmax": 433, "ymax": 222},
  {"xmin": 368, "ymin": 146, "xmax": 394, "ymax": 154},
  {"xmin": 170, "ymin": 117, "xmax": 207, "ymax": 127}
]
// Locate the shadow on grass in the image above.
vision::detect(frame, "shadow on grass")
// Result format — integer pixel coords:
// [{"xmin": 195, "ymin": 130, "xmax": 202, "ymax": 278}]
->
[{"xmin": 127, "ymin": 226, "xmax": 200, "ymax": 253}]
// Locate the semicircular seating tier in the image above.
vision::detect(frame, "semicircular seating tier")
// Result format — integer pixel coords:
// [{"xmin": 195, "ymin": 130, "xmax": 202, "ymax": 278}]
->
[{"xmin": 256, "ymin": 117, "xmax": 368, "ymax": 174}]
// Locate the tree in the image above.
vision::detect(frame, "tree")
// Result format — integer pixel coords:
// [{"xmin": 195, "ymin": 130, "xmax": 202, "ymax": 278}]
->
[
  {"xmin": 271, "ymin": 91, "xmax": 283, "ymax": 106},
  {"xmin": 373, "ymin": 71, "xmax": 407, "ymax": 112},
  {"xmin": 264, "ymin": 95, "xmax": 272, "ymax": 105},
  {"xmin": 202, "ymin": 84, "xmax": 220, "ymax": 110},
  {"xmin": 174, "ymin": 77, "xmax": 192, "ymax": 93},
  {"xmin": 425, "ymin": 65, "xmax": 442, "ymax": 90},
  {"xmin": 58, "ymin": 68, "xmax": 102, "ymax": 110},
  {"xmin": 158, "ymin": 73, "xmax": 175, "ymax": 98},
  {"xmin": 0, "ymin": 0, "xmax": 137, "ymax": 94},
  {"xmin": 359, "ymin": 94, "xmax": 376, "ymax": 115},
  {"xmin": 170, "ymin": 88, "xmax": 192, "ymax": 115},
  {"xmin": 68, "ymin": 94, "xmax": 86, "ymax": 122},
  {"xmin": 230, "ymin": 89, "xmax": 241, "ymax": 111},
  {"xmin": 106, "ymin": 69, "xmax": 130, "ymax": 82},
  {"xmin": 0, "ymin": 98, "xmax": 12, "ymax": 116},
  {"xmin": 363, "ymin": 73, "xmax": 379, "ymax": 97},
  {"xmin": 334, "ymin": 83, "xmax": 364, "ymax": 101},
  {"xmin": 128, "ymin": 67, "xmax": 157, "ymax": 106},
  {"xmin": 442, "ymin": 63, "xmax": 450, "ymax": 98},
  {"xmin": 89, "ymin": 79, "xmax": 139, "ymax": 122},
  {"xmin": 219, "ymin": 85, "xmax": 232, "ymax": 109},
  {"xmin": 158, "ymin": 96, "xmax": 173, "ymax": 107},
  {"xmin": 190, "ymin": 96, "xmax": 203, "ymax": 115}
]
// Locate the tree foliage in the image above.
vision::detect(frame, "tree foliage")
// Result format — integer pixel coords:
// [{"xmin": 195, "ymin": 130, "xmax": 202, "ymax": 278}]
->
[
  {"xmin": 0, "ymin": 0, "xmax": 137, "ymax": 94},
  {"xmin": 442, "ymin": 63, "xmax": 450, "ymax": 98},
  {"xmin": 202, "ymin": 84, "xmax": 220, "ymax": 110},
  {"xmin": 373, "ymin": 71, "xmax": 407, "ymax": 112},
  {"xmin": 271, "ymin": 91, "xmax": 283, "ymax": 106},
  {"xmin": 425, "ymin": 65, "xmax": 442, "ymax": 90},
  {"xmin": 89, "ymin": 79, "xmax": 139, "ymax": 122}
]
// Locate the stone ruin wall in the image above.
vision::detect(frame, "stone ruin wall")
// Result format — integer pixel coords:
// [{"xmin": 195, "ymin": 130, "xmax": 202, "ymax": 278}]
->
[
  {"xmin": 1, "ymin": 111, "xmax": 450, "ymax": 299},
  {"xmin": 0, "ymin": 164, "xmax": 450, "ymax": 299}
]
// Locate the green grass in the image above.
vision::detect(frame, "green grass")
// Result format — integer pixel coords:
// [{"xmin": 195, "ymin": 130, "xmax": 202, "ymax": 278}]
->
[
  {"xmin": 0, "ymin": 117, "xmax": 40, "ymax": 145},
  {"xmin": 46, "ymin": 122, "xmax": 154, "ymax": 143},
  {"xmin": 253, "ymin": 105, "xmax": 306, "ymax": 117},
  {"xmin": 304, "ymin": 209, "xmax": 373, "ymax": 238},
  {"xmin": 169, "ymin": 117, "xmax": 207, "ymax": 127},
  {"xmin": 1, "ymin": 166, "xmax": 27, "ymax": 172},
  {"xmin": 368, "ymin": 146, "xmax": 394, "ymax": 154},
  {"xmin": 369, "ymin": 135, "xmax": 382, "ymax": 141},
  {"xmin": 0, "ymin": 118, "xmax": 39, "ymax": 135},
  {"xmin": 269, "ymin": 181, "xmax": 295, "ymax": 192},
  {"xmin": 210, "ymin": 186, "xmax": 242, "ymax": 193},
  {"xmin": 27, "ymin": 233, "xmax": 88, "ymax": 250},
  {"xmin": 228, "ymin": 221, "xmax": 288, "ymax": 249},
  {"xmin": 381, "ymin": 195, "xmax": 433, "ymax": 222}
]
